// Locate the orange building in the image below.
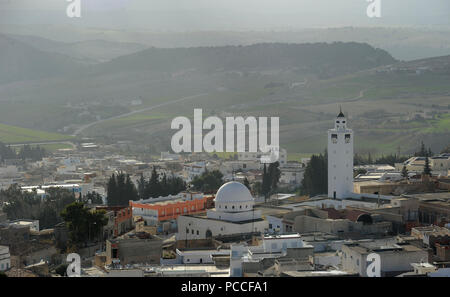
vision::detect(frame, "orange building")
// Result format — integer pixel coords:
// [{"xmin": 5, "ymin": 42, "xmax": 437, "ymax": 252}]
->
[
  {"xmin": 96, "ymin": 206, "xmax": 133, "ymax": 237},
  {"xmin": 130, "ymin": 193, "xmax": 215, "ymax": 223}
]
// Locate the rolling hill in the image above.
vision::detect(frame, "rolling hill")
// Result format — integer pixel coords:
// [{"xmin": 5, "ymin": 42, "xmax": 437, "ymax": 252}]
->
[
  {"xmin": 7, "ymin": 34, "xmax": 148, "ymax": 64},
  {"xmin": 0, "ymin": 35, "xmax": 82, "ymax": 84},
  {"xmin": 0, "ymin": 39, "xmax": 448, "ymax": 155}
]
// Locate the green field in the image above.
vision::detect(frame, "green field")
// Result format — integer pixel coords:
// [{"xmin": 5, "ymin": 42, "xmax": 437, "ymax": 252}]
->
[{"xmin": 0, "ymin": 123, "xmax": 73, "ymax": 144}]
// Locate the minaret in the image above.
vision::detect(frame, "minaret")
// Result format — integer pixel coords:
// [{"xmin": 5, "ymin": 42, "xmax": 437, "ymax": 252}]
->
[{"xmin": 328, "ymin": 107, "xmax": 353, "ymax": 199}]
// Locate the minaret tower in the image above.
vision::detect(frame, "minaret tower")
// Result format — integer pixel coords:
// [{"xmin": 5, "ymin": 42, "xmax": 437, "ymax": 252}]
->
[{"xmin": 328, "ymin": 107, "xmax": 354, "ymax": 199}]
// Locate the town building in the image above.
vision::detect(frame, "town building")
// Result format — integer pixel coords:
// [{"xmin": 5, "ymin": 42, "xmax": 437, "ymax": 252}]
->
[
  {"xmin": 176, "ymin": 182, "xmax": 268, "ymax": 241},
  {"xmin": 230, "ymin": 233, "xmax": 314, "ymax": 277},
  {"xmin": 0, "ymin": 245, "xmax": 11, "ymax": 271},
  {"xmin": 130, "ymin": 192, "xmax": 214, "ymax": 226},
  {"xmin": 341, "ymin": 241, "xmax": 428, "ymax": 276},
  {"xmin": 95, "ymin": 206, "xmax": 133, "ymax": 237},
  {"xmin": 106, "ymin": 233, "xmax": 163, "ymax": 266},
  {"xmin": 328, "ymin": 109, "xmax": 354, "ymax": 199}
]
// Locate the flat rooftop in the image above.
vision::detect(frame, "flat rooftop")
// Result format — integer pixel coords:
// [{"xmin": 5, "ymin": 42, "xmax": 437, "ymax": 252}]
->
[{"xmin": 282, "ymin": 270, "xmax": 356, "ymax": 277}]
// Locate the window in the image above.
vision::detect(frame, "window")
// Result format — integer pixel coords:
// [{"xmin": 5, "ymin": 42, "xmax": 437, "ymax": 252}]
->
[
  {"xmin": 331, "ymin": 134, "xmax": 338, "ymax": 143},
  {"xmin": 196, "ymin": 230, "xmax": 199, "ymax": 235},
  {"xmin": 345, "ymin": 134, "xmax": 351, "ymax": 143}
]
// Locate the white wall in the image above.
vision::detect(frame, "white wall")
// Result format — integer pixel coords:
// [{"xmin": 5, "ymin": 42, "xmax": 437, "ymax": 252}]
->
[
  {"xmin": 0, "ymin": 246, "xmax": 11, "ymax": 271},
  {"xmin": 176, "ymin": 216, "xmax": 268, "ymax": 240},
  {"xmin": 328, "ymin": 116, "xmax": 353, "ymax": 199}
]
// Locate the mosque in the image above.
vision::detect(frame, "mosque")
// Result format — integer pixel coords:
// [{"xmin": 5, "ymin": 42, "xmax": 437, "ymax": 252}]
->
[{"xmin": 176, "ymin": 181, "xmax": 268, "ymax": 240}]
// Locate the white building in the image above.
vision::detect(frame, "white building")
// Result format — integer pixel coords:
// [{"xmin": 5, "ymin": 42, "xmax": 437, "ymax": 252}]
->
[
  {"xmin": 238, "ymin": 148, "xmax": 287, "ymax": 167},
  {"xmin": 160, "ymin": 151, "xmax": 180, "ymax": 161},
  {"xmin": 183, "ymin": 162, "xmax": 206, "ymax": 182},
  {"xmin": 341, "ymin": 242, "xmax": 428, "ymax": 277},
  {"xmin": 175, "ymin": 248, "xmax": 230, "ymax": 264},
  {"xmin": 176, "ymin": 182, "xmax": 268, "ymax": 240},
  {"xmin": 328, "ymin": 109, "xmax": 354, "ymax": 199},
  {"xmin": 0, "ymin": 245, "xmax": 11, "ymax": 271},
  {"xmin": 279, "ymin": 164, "xmax": 304, "ymax": 188},
  {"xmin": 21, "ymin": 184, "xmax": 84, "ymax": 199},
  {"xmin": 230, "ymin": 233, "xmax": 313, "ymax": 277},
  {"xmin": 9, "ymin": 219, "xmax": 40, "ymax": 232}
]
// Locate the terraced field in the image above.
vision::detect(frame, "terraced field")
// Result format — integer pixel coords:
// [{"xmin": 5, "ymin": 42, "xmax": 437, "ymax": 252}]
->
[{"xmin": 0, "ymin": 123, "xmax": 73, "ymax": 144}]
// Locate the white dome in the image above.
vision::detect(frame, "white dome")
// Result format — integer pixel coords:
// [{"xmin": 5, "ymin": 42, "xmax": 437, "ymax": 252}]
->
[{"xmin": 215, "ymin": 181, "xmax": 253, "ymax": 203}]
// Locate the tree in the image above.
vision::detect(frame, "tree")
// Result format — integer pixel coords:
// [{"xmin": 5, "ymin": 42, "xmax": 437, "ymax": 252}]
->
[
  {"xmin": 423, "ymin": 157, "xmax": 432, "ymax": 176},
  {"xmin": 137, "ymin": 174, "xmax": 146, "ymax": 200},
  {"xmin": 251, "ymin": 181, "xmax": 262, "ymax": 197},
  {"xmin": 137, "ymin": 171, "xmax": 186, "ymax": 199},
  {"xmin": 354, "ymin": 168, "xmax": 367, "ymax": 177},
  {"xmin": 146, "ymin": 167, "xmax": 162, "ymax": 198},
  {"xmin": 191, "ymin": 170, "xmax": 223, "ymax": 193},
  {"xmin": 401, "ymin": 166, "xmax": 409, "ymax": 179},
  {"xmin": 0, "ymin": 142, "xmax": 16, "ymax": 163},
  {"xmin": 261, "ymin": 164, "xmax": 271, "ymax": 199},
  {"xmin": 106, "ymin": 173, "xmax": 118, "ymax": 205},
  {"xmin": 107, "ymin": 172, "xmax": 138, "ymax": 206},
  {"xmin": 1, "ymin": 184, "xmax": 76, "ymax": 229},
  {"xmin": 268, "ymin": 162, "xmax": 281, "ymax": 191},
  {"xmin": 243, "ymin": 177, "xmax": 250, "ymax": 190},
  {"xmin": 83, "ymin": 191, "xmax": 103, "ymax": 204},
  {"xmin": 301, "ymin": 153, "xmax": 327, "ymax": 196},
  {"xmin": 60, "ymin": 202, "xmax": 107, "ymax": 247},
  {"xmin": 415, "ymin": 140, "xmax": 431, "ymax": 157}
]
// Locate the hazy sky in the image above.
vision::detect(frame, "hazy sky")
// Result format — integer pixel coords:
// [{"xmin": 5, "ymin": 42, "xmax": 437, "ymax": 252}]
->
[{"xmin": 1, "ymin": 0, "xmax": 449, "ymax": 30}]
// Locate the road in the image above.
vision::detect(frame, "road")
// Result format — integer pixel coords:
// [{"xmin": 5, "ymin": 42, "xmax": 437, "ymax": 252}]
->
[
  {"xmin": 7, "ymin": 141, "xmax": 76, "ymax": 149},
  {"xmin": 72, "ymin": 93, "xmax": 208, "ymax": 136}
]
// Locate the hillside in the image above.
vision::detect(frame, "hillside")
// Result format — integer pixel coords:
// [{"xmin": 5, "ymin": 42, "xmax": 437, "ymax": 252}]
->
[
  {"xmin": 2, "ymin": 26, "xmax": 450, "ymax": 61},
  {"xmin": 0, "ymin": 35, "xmax": 82, "ymax": 84},
  {"xmin": 94, "ymin": 42, "xmax": 396, "ymax": 78},
  {"xmin": 0, "ymin": 40, "xmax": 448, "ymax": 155},
  {"xmin": 7, "ymin": 34, "xmax": 147, "ymax": 64}
]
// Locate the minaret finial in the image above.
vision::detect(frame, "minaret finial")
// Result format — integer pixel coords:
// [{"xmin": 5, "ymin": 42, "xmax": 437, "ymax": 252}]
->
[{"xmin": 337, "ymin": 105, "xmax": 345, "ymax": 118}]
